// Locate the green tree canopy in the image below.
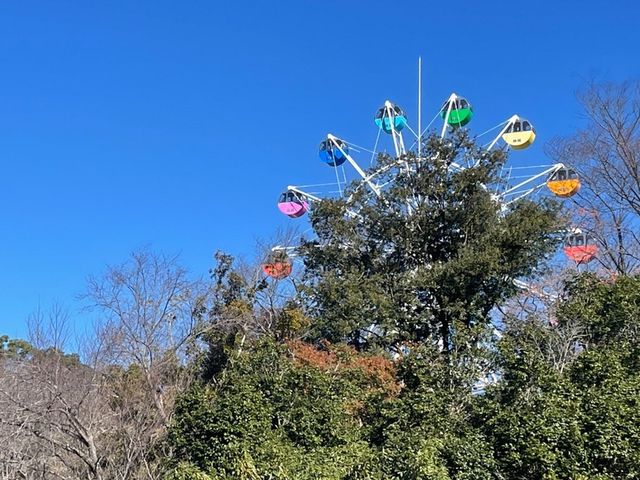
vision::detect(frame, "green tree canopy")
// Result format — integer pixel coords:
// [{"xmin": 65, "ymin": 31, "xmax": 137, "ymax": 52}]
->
[
  {"xmin": 481, "ymin": 274, "xmax": 640, "ymax": 479},
  {"xmin": 301, "ymin": 132, "xmax": 561, "ymax": 352}
]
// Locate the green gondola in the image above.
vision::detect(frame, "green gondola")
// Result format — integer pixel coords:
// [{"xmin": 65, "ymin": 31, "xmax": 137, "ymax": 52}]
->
[{"xmin": 441, "ymin": 97, "xmax": 473, "ymax": 127}]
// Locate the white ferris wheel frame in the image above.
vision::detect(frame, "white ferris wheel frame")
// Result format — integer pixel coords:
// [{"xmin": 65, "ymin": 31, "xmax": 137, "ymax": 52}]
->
[{"xmin": 278, "ymin": 59, "xmax": 576, "ymax": 248}]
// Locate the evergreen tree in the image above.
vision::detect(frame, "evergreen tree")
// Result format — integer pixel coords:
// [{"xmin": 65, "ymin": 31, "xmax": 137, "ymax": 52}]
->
[
  {"xmin": 481, "ymin": 274, "xmax": 640, "ymax": 479},
  {"xmin": 301, "ymin": 131, "xmax": 561, "ymax": 352},
  {"xmin": 167, "ymin": 339, "xmax": 391, "ymax": 479}
]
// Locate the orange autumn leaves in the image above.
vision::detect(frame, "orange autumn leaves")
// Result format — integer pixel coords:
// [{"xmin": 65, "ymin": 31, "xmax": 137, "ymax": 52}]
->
[{"xmin": 287, "ymin": 339, "xmax": 400, "ymax": 396}]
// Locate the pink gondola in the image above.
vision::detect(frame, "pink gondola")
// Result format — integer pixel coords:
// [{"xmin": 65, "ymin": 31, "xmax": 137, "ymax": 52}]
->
[{"xmin": 277, "ymin": 190, "xmax": 309, "ymax": 218}]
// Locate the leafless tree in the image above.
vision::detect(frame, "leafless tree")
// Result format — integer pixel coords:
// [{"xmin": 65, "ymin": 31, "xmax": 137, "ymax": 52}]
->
[
  {"xmin": 547, "ymin": 80, "xmax": 640, "ymax": 275},
  {"xmin": 500, "ymin": 272, "xmax": 588, "ymax": 374},
  {"xmin": 83, "ymin": 249, "xmax": 211, "ymax": 477},
  {"xmin": 0, "ymin": 243, "xmax": 306, "ymax": 479},
  {"xmin": 0, "ymin": 250, "xmax": 211, "ymax": 479},
  {"xmin": 0, "ymin": 305, "xmax": 110, "ymax": 479},
  {"xmin": 84, "ymin": 250, "xmax": 207, "ymax": 424}
]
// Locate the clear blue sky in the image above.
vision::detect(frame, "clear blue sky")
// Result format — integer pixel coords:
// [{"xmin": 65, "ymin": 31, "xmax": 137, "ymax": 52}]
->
[{"xmin": 0, "ymin": 0, "xmax": 638, "ymax": 339}]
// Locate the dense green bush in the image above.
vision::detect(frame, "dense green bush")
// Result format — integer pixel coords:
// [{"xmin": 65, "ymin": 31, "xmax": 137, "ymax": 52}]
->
[{"xmin": 167, "ymin": 134, "xmax": 640, "ymax": 478}]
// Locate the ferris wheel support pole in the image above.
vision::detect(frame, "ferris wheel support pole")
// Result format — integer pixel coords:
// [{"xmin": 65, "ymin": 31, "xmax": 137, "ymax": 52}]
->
[
  {"xmin": 392, "ymin": 129, "xmax": 406, "ymax": 157},
  {"xmin": 487, "ymin": 115, "xmax": 518, "ymax": 151},
  {"xmin": 382, "ymin": 102, "xmax": 413, "ymax": 214},
  {"xmin": 328, "ymin": 134, "xmax": 381, "ymax": 197},
  {"xmin": 440, "ymin": 93, "xmax": 456, "ymax": 139},
  {"xmin": 417, "ymin": 56, "xmax": 422, "ymax": 161}
]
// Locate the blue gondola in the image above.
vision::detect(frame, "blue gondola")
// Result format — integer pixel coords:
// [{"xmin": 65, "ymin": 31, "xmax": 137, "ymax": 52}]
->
[{"xmin": 319, "ymin": 139, "xmax": 348, "ymax": 167}]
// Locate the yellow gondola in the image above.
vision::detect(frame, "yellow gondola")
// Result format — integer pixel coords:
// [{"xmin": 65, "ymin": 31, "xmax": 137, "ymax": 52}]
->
[
  {"xmin": 546, "ymin": 167, "xmax": 581, "ymax": 198},
  {"xmin": 502, "ymin": 118, "xmax": 536, "ymax": 150}
]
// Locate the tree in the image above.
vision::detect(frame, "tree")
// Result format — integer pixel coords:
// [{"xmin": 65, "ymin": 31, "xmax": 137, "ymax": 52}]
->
[
  {"xmin": 207, "ymin": 248, "xmax": 307, "ymax": 343},
  {"xmin": 547, "ymin": 80, "xmax": 640, "ymax": 275},
  {"xmin": 0, "ymin": 306, "xmax": 110, "ymax": 479},
  {"xmin": 300, "ymin": 131, "xmax": 562, "ymax": 353},
  {"xmin": 167, "ymin": 339, "xmax": 390, "ymax": 479},
  {"xmin": 364, "ymin": 343, "xmax": 498, "ymax": 479},
  {"xmin": 82, "ymin": 249, "xmax": 210, "ymax": 478},
  {"xmin": 165, "ymin": 132, "xmax": 564, "ymax": 478},
  {"xmin": 0, "ymin": 250, "xmax": 208, "ymax": 479},
  {"xmin": 482, "ymin": 274, "xmax": 640, "ymax": 479},
  {"xmin": 201, "ymin": 247, "xmax": 311, "ymax": 382}
]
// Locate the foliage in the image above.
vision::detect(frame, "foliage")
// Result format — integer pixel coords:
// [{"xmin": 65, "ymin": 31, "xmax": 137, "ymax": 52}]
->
[
  {"xmin": 5, "ymin": 82, "xmax": 640, "ymax": 478},
  {"xmin": 300, "ymin": 132, "xmax": 561, "ymax": 352},
  {"xmin": 558, "ymin": 274, "xmax": 640, "ymax": 344},
  {"xmin": 168, "ymin": 339, "xmax": 385, "ymax": 479},
  {"xmin": 481, "ymin": 274, "xmax": 640, "ymax": 479},
  {"xmin": 167, "ymin": 133, "xmax": 580, "ymax": 479},
  {"xmin": 367, "ymin": 344, "xmax": 499, "ymax": 479},
  {"xmin": 0, "ymin": 335, "xmax": 33, "ymax": 359},
  {"xmin": 167, "ymin": 462, "xmax": 213, "ymax": 480}
]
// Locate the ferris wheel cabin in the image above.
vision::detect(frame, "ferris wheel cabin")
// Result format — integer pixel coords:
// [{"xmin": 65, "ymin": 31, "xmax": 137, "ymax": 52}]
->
[
  {"xmin": 502, "ymin": 118, "xmax": 536, "ymax": 150},
  {"xmin": 547, "ymin": 167, "xmax": 581, "ymax": 198},
  {"xmin": 374, "ymin": 103, "xmax": 407, "ymax": 134},
  {"xmin": 262, "ymin": 254, "xmax": 293, "ymax": 279},
  {"xmin": 277, "ymin": 190, "xmax": 309, "ymax": 218},
  {"xmin": 441, "ymin": 96, "xmax": 473, "ymax": 127},
  {"xmin": 319, "ymin": 138, "xmax": 348, "ymax": 167},
  {"xmin": 563, "ymin": 232, "xmax": 597, "ymax": 264}
]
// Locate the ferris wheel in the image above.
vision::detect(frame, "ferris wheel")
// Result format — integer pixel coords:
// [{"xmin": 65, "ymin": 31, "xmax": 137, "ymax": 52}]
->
[{"xmin": 263, "ymin": 76, "xmax": 595, "ymax": 278}]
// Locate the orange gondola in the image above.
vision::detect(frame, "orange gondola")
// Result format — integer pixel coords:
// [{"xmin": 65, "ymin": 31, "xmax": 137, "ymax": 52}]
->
[{"xmin": 547, "ymin": 167, "xmax": 581, "ymax": 198}]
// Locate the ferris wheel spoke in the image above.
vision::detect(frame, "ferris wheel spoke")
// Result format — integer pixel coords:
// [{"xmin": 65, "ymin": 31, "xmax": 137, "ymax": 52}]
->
[
  {"xmin": 333, "ymin": 159, "xmax": 344, "ymax": 197},
  {"xmin": 369, "ymin": 128, "xmax": 382, "ymax": 167},
  {"xmin": 477, "ymin": 119, "xmax": 511, "ymax": 149},
  {"xmin": 286, "ymin": 186, "xmax": 323, "ymax": 203},
  {"xmin": 327, "ymin": 134, "xmax": 381, "ymax": 197},
  {"xmin": 485, "ymin": 116, "xmax": 512, "ymax": 150},
  {"xmin": 497, "ymin": 163, "xmax": 564, "ymax": 202},
  {"xmin": 342, "ymin": 140, "xmax": 376, "ymax": 155},
  {"xmin": 403, "ymin": 123, "xmax": 420, "ymax": 140}
]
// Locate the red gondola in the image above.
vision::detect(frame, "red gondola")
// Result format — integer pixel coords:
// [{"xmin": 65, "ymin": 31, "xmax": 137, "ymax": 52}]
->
[
  {"xmin": 564, "ymin": 231, "xmax": 597, "ymax": 264},
  {"xmin": 261, "ymin": 252, "xmax": 292, "ymax": 279}
]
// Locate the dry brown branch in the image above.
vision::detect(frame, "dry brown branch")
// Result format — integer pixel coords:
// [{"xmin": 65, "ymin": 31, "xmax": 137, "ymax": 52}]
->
[{"xmin": 546, "ymin": 80, "xmax": 640, "ymax": 275}]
